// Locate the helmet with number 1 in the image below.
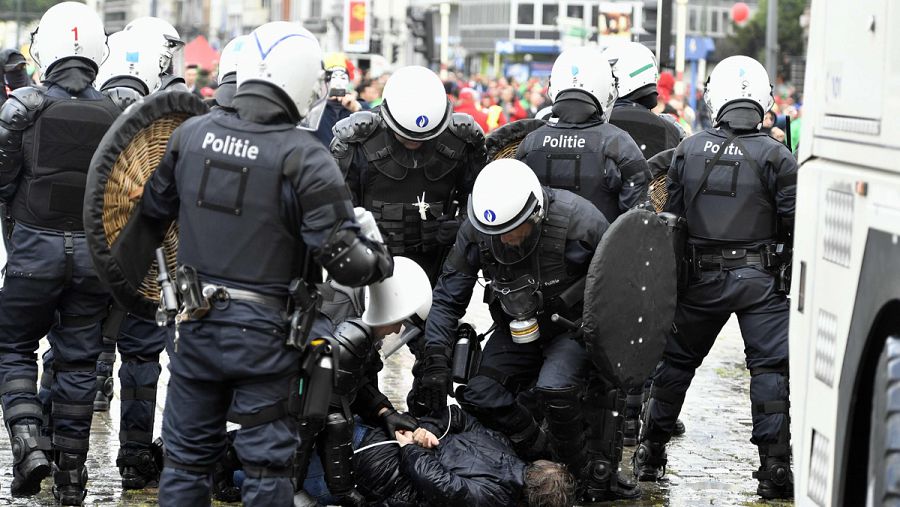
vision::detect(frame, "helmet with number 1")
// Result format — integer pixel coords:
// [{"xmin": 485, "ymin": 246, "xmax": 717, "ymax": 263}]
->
[
  {"xmin": 218, "ymin": 35, "xmax": 248, "ymax": 79},
  {"xmin": 31, "ymin": 1, "xmax": 108, "ymax": 73},
  {"xmin": 125, "ymin": 17, "xmax": 184, "ymax": 74},
  {"xmin": 381, "ymin": 66, "xmax": 453, "ymax": 141},
  {"xmin": 97, "ymin": 30, "xmax": 162, "ymax": 94},
  {"xmin": 603, "ymin": 41, "xmax": 659, "ymax": 99},
  {"xmin": 549, "ymin": 46, "xmax": 618, "ymax": 122},
  {"xmin": 238, "ymin": 22, "xmax": 325, "ymax": 120},
  {"xmin": 704, "ymin": 55, "xmax": 774, "ymax": 123}
]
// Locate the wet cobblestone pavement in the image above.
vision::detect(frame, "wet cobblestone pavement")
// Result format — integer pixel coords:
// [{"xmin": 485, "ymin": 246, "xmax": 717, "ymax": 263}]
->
[{"xmin": 0, "ymin": 281, "xmax": 793, "ymax": 506}]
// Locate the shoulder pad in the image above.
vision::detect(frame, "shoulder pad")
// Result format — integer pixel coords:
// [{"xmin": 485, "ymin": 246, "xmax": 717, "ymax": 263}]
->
[
  {"xmin": 448, "ymin": 112, "xmax": 485, "ymax": 144},
  {"xmin": 0, "ymin": 86, "xmax": 46, "ymax": 129},
  {"xmin": 333, "ymin": 319, "xmax": 372, "ymax": 356},
  {"xmin": 103, "ymin": 87, "xmax": 144, "ymax": 111},
  {"xmin": 333, "ymin": 110, "xmax": 381, "ymax": 144}
]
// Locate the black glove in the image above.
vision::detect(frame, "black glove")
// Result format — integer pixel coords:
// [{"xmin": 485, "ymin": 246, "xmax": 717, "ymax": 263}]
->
[
  {"xmin": 381, "ymin": 408, "xmax": 418, "ymax": 436},
  {"xmin": 436, "ymin": 215, "xmax": 461, "ymax": 246},
  {"xmin": 336, "ymin": 488, "xmax": 367, "ymax": 507},
  {"xmin": 419, "ymin": 352, "xmax": 452, "ymax": 414}
]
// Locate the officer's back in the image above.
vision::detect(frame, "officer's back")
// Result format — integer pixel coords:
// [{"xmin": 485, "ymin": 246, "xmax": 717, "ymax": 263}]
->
[{"xmin": 516, "ymin": 46, "xmax": 649, "ymax": 223}]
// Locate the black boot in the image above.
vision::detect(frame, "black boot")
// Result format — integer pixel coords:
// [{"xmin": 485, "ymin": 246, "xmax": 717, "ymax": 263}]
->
[
  {"xmin": 579, "ymin": 386, "xmax": 640, "ymax": 502},
  {"xmin": 623, "ymin": 393, "xmax": 643, "ymax": 447},
  {"xmin": 7, "ymin": 417, "xmax": 52, "ymax": 496},
  {"xmin": 536, "ymin": 386, "xmax": 590, "ymax": 474},
  {"xmin": 632, "ymin": 440, "xmax": 667, "ymax": 482},
  {"xmin": 673, "ymin": 418, "xmax": 686, "ymax": 436},
  {"xmin": 212, "ymin": 432, "xmax": 241, "ymax": 502},
  {"xmin": 117, "ymin": 445, "xmax": 161, "ymax": 490},
  {"xmin": 754, "ymin": 454, "xmax": 793, "ymax": 499},
  {"xmin": 53, "ymin": 452, "xmax": 88, "ymax": 506},
  {"xmin": 92, "ymin": 375, "xmax": 114, "ymax": 412}
]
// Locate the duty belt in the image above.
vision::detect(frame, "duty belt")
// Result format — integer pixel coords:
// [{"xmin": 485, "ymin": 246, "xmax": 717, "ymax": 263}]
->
[
  {"xmin": 201, "ymin": 284, "xmax": 287, "ymax": 311},
  {"xmin": 696, "ymin": 248, "xmax": 764, "ymax": 271}
]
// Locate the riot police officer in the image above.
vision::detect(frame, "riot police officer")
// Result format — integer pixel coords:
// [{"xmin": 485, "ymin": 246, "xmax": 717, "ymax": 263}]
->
[
  {"xmin": 604, "ymin": 41, "xmax": 687, "ymax": 445},
  {"xmin": 605, "ymin": 41, "xmax": 683, "ymax": 161},
  {"xmin": 0, "ymin": 3, "xmax": 120, "ymax": 503},
  {"xmin": 208, "ymin": 35, "xmax": 248, "ymax": 111},
  {"xmin": 633, "ymin": 55, "xmax": 796, "ymax": 500},
  {"xmin": 125, "ymin": 17, "xmax": 187, "ymax": 92},
  {"xmin": 133, "ymin": 22, "xmax": 393, "ymax": 506},
  {"xmin": 516, "ymin": 46, "xmax": 650, "ymax": 224},
  {"xmin": 417, "ymin": 159, "xmax": 637, "ymax": 501},
  {"xmin": 331, "ymin": 65, "xmax": 486, "ymax": 285},
  {"xmin": 293, "ymin": 256, "xmax": 430, "ymax": 506}
]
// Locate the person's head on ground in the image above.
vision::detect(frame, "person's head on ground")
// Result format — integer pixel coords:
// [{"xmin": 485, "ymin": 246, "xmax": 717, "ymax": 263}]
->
[{"xmin": 522, "ymin": 460, "xmax": 577, "ymax": 507}]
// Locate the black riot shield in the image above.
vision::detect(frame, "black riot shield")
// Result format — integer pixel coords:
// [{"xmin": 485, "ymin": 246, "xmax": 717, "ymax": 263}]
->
[
  {"xmin": 582, "ymin": 209, "xmax": 677, "ymax": 390},
  {"xmin": 84, "ymin": 91, "xmax": 209, "ymax": 320},
  {"xmin": 485, "ymin": 118, "xmax": 545, "ymax": 161}
]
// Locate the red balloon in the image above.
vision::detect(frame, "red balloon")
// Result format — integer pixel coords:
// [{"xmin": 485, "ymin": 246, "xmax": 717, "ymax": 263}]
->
[{"xmin": 731, "ymin": 2, "xmax": 750, "ymax": 24}]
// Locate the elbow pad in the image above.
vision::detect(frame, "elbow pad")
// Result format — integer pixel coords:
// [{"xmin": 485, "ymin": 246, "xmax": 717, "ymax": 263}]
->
[{"xmin": 318, "ymin": 227, "xmax": 394, "ymax": 287}]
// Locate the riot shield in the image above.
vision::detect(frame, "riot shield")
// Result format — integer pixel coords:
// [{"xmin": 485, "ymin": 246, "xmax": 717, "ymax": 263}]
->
[
  {"xmin": 85, "ymin": 91, "xmax": 209, "ymax": 320},
  {"xmin": 484, "ymin": 118, "xmax": 545, "ymax": 161},
  {"xmin": 582, "ymin": 209, "xmax": 677, "ymax": 389}
]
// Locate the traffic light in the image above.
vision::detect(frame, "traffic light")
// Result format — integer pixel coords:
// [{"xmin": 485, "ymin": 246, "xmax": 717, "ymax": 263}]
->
[
  {"xmin": 406, "ymin": 7, "xmax": 435, "ymax": 62},
  {"xmin": 392, "ymin": 44, "xmax": 400, "ymax": 63}
]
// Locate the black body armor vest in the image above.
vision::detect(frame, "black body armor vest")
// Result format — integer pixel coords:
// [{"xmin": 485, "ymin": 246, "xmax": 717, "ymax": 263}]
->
[
  {"xmin": 360, "ymin": 125, "xmax": 467, "ymax": 255},
  {"xmin": 681, "ymin": 131, "xmax": 777, "ymax": 243},
  {"xmin": 175, "ymin": 111, "xmax": 308, "ymax": 285},
  {"xmin": 10, "ymin": 93, "xmax": 118, "ymax": 231}
]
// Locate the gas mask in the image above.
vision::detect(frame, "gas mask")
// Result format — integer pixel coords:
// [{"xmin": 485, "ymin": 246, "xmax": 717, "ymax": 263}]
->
[{"xmin": 493, "ymin": 274, "xmax": 543, "ymax": 344}]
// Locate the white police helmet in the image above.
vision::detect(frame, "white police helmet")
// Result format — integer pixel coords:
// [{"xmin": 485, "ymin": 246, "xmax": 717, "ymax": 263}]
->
[
  {"xmin": 31, "ymin": 2, "xmax": 108, "ymax": 73},
  {"xmin": 469, "ymin": 159, "xmax": 544, "ymax": 236},
  {"xmin": 218, "ymin": 35, "xmax": 248, "ymax": 79},
  {"xmin": 704, "ymin": 55, "xmax": 774, "ymax": 122},
  {"xmin": 239, "ymin": 22, "xmax": 325, "ymax": 124},
  {"xmin": 380, "ymin": 65, "xmax": 453, "ymax": 142},
  {"xmin": 549, "ymin": 46, "xmax": 618, "ymax": 122},
  {"xmin": 125, "ymin": 17, "xmax": 184, "ymax": 74},
  {"xmin": 362, "ymin": 257, "xmax": 433, "ymax": 327},
  {"xmin": 603, "ymin": 41, "xmax": 659, "ymax": 99},
  {"xmin": 97, "ymin": 30, "xmax": 162, "ymax": 94}
]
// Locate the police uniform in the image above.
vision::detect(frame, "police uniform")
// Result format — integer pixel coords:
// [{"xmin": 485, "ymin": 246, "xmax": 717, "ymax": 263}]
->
[
  {"xmin": 0, "ymin": 73, "xmax": 119, "ymax": 500},
  {"xmin": 637, "ymin": 118, "xmax": 797, "ymax": 494},
  {"xmin": 516, "ymin": 110, "xmax": 650, "ymax": 223},
  {"xmin": 424, "ymin": 188, "xmax": 610, "ymax": 487},
  {"xmin": 138, "ymin": 84, "xmax": 390, "ymax": 504},
  {"xmin": 332, "ymin": 110, "xmax": 486, "ymax": 284}
]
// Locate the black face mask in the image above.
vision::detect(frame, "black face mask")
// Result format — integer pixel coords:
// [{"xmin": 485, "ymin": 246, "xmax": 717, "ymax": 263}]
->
[{"xmin": 5, "ymin": 68, "xmax": 29, "ymax": 89}]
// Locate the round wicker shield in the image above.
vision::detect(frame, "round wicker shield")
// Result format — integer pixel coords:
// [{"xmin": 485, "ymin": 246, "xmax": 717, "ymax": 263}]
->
[
  {"xmin": 85, "ymin": 91, "xmax": 209, "ymax": 319},
  {"xmin": 649, "ymin": 172, "xmax": 668, "ymax": 212},
  {"xmin": 485, "ymin": 119, "xmax": 546, "ymax": 161}
]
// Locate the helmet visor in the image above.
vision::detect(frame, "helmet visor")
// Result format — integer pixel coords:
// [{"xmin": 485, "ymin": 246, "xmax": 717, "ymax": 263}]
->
[
  {"xmin": 298, "ymin": 95, "xmax": 326, "ymax": 132},
  {"xmin": 488, "ymin": 218, "xmax": 542, "ymax": 265}
]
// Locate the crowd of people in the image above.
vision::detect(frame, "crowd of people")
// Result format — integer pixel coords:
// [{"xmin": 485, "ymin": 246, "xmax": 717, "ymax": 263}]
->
[{"xmin": 0, "ymin": 2, "xmax": 798, "ymax": 506}]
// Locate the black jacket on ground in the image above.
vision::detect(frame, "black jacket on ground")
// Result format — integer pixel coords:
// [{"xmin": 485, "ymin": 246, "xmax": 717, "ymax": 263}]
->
[{"xmin": 354, "ymin": 406, "xmax": 526, "ymax": 507}]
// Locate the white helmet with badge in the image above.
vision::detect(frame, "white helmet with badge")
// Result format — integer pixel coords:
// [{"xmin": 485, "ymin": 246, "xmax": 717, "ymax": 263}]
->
[
  {"xmin": 603, "ymin": 41, "xmax": 659, "ymax": 99},
  {"xmin": 239, "ymin": 22, "xmax": 325, "ymax": 124},
  {"xmin": 380, "ymin": 65, "xmax": 453, "ymax": 142},
  {"xmin": 704, "ymin": 55, "xmax": 774, "ymax": 122},
  {"xmin": 97, "ymin": 29, "xmax": 162, "ymax": 94},
  {"xmin": 218, "ymin": 35, "xmax": 248, "ymax": 79},
  {"xmin": 549, "ymin": 46, "xmax": 618, "ymax": 122},
  {"xmin": 469, "ymin": 158, "xmax": 544, "ymax": 236},
  {"xmin": 31, "ymin": 1, "xmax": 108, "ymax": 73},
  {"xmin": 125, "ymin": 17, "xmax": 184, "ymax": 74}
]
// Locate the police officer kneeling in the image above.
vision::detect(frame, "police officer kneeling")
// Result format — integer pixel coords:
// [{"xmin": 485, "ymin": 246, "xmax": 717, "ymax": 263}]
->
[
  {"xmin": 416, "ymin": 159, "xmax": 643, "ymax": 501},
  {"xmin": 634, "ymin": 56, "xmax": 796, "ymax": 500},
  {"xmin": 134, "ymin": 22, "xmax": 392, "ymax": 506}
]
